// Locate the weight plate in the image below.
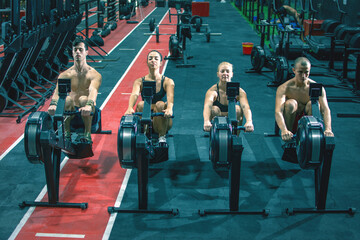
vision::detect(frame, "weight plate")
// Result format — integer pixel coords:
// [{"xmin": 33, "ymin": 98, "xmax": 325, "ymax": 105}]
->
[
  {"xmin": 149, "ymin": 18, "xmax": 155, "ymax": 32},
  {"xmin": 195, "ymin": 18, "xmax": 201, "ymax": 32},
  {"xmin": 169, "ymin": 34, "xmax": 180, "ymax": 57},
  {"xmin": 273, "ymin": 56, "xmax": 289, "ymax": 84},
  {"xmin": 180, "ymin": 14, "xmax": 191, "ymax": 24},
  {"xmin": 156, "ymin": 26, "xmax": 160, "ymax": 43},
  {"xmin": 190, "ymin": 15, "xmax": 203, "ymax": 32},
  {"xmin": 110, "ymin": 22, "xmax": 117, "ymax": 31},
  {"xmin": 205, "ymin": 27, "xmax": 211, "ymax": 42},
  {"xmin": 250, "ymin": 45, "xmax": 265, "ymax": 72}
]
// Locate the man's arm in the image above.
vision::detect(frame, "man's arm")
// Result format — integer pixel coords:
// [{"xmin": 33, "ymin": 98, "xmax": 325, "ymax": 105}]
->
[
  {"xmin": 88, "ymin": 72, "xmax": 102, "ymax": 104},
  {"xmin": 238, "ymin": 88, "xmax": 254, "ymax": 132},
  {"xmin": 203, "ymin": 89, "xmax": 216, "ymax": 131},
  {"xmin": 80, "ymin": 71, "xmax": 102, "ymax": 116},
  {"xmin": 51, "ymin": 83, "xmax": 59, "ymax": 102},
  {"xmin": 124, "ymin": 78, "xmax": 142, "ymax": 115},
  {"xmin": 319, "ymin": 87, "xmax": 334, "ymax": 137},
  {"xmin": 275, "ymin": 85, "xmax": 293, "ymax": 141},
  {"xmin": 48, "ymin": 73, "xmax": 66, "ymax": 115},
  {"xmin": 164, "ymin": 78, "xmax": 175, "ymax": 117}
]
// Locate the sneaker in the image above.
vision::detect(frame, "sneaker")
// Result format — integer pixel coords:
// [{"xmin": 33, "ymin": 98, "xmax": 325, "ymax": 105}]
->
[
  {"xmin": 158, "ymin": 135, "xmax": 167, "ymax": 147},
  {"xmin": 65, "ymin": 131, "xmax": 72, "ymax": 141},
  {"xmin": 75, "ymin": 133, "xmax": 92, "ymax": 144},
  {"xmin": 75, "ymin": 132, "xmax": 84, "ymax": 142},
  {"xmin": 158, "ymin": 135, "xmax": 167, "ymax": 143},
  {"xmin": 83, "ymin": 132, "xmax": 93, "ymax": 144}
]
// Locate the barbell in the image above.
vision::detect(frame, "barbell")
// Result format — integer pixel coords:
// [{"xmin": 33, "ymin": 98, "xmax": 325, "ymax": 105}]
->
[
  {"xmin": 144, "ymin": 26, "xmax": 221, "ymax": 43},
  {"xmin": 149, "ymin": 16, "xmax": 209, "ymax": 32}
]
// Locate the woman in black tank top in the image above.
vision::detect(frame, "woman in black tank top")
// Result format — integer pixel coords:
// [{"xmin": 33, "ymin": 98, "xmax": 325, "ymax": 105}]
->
[
  {"xmin": 124, "ymin": 50, "xmax": 175, "ymax": 144},
  {"xmin": 203, "ymin": 62, "xmax": 254, "ymax": 132}
]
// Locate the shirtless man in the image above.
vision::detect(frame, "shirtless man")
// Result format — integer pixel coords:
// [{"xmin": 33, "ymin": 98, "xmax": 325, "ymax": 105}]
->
[
  {"xmin": 124, "ymin": 50, "xmax": 175, "ymax": 145},
  {"xmin": 275, "ymin": 57, "xmax": 334, "ymax": 142},
  {"xmin": 280, "ymin": 5, "xmax": 303, "ymax": 26},
  {"xmin": 203, "ymin": 62, "xmax": 254, "ymax": 132},
  {"xmin": 48, "ymin": 38, "xmax": 102, "ymax": 143},
  {"xmin": 275, "ymin": 0, "xmax": 303, "ymax": 27}
]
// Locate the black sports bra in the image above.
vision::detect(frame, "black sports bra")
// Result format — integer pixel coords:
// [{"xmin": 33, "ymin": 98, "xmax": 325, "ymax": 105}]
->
[
  {"xmin": 213, "ymin": 83, "xmax": 228, "ymax": 112},
  {"xmin": 141, "ymin": 76, "xmax": 166, "ymax": 104}
]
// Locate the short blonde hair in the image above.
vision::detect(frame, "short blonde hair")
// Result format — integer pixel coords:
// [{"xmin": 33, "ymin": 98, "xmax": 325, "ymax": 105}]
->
[{"xmin": 217, "ymin": 62, "xmax": 233, "ymax": 72}]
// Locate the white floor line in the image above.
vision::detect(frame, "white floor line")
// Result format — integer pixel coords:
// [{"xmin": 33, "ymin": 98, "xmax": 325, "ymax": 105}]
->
[
  {"xmin": 35, "ymin": 233, "xmax": 85, "ymax": 238},
  {"xmin": 0, "ymin": 134, "xmax": 24, "ymax": 162}
]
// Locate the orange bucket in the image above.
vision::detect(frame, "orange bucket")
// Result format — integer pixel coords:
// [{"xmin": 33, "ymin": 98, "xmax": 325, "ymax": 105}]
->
[{"xmin": 242, "ymin": 42, "xmax": 254, "ymax": 55}]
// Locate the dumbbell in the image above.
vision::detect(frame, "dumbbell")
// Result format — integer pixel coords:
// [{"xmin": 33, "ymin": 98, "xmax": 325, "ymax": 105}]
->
[
  {"xmin": 87, "ymin": 30, "xmax": 104, "ymax": 46},
  {"xmin": 191, "ymin": 26, "xmax": 222, "ymax": 43},
  {"xmin": 100, "ymin": 23, "xmax": 112, "ymax": 37},
  {"xmin": 148, "ymin": 17, "xmax": 180, "ymax": 32}
]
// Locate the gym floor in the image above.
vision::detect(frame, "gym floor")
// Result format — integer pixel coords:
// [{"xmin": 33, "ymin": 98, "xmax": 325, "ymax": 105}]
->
[{"xmin": 1, "ymin": 1, "xmax": 360, "ymax": 239}]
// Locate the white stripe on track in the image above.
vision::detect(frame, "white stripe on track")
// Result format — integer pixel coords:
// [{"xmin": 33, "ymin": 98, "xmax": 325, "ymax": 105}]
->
[
  {"xmin": 0, "ymin": 134, "xmax": 24, "ymax": 162},
  {"xmin": 35, "ymin": 233, "xmax": 85, "ymax": 238}
]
